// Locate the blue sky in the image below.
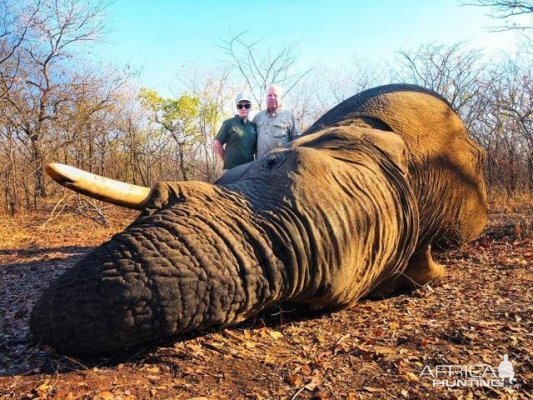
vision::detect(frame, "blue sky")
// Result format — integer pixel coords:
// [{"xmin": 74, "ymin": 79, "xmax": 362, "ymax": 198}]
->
[{"xmin": 95, "ymin": 0, "xmax": 528, "ymax": 95}]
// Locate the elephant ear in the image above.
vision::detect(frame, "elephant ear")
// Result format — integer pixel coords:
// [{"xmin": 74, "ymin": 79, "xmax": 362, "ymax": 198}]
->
[
  {"xmin": 362, "ymin": 130, "xmax": 408, "ymax": 177},
  {"xmin": 308, "ymin": 84, "xmax": 488, "ymax": 249},
  {"xmin": 295, "ymin": 126, "xmax": 409, "ymax": 179}
]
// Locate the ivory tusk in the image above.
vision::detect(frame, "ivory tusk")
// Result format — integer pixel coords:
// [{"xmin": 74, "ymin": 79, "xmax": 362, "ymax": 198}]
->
[{"xmin": 45, "ymin": 163, "xmax": 152, "ymax": 210}]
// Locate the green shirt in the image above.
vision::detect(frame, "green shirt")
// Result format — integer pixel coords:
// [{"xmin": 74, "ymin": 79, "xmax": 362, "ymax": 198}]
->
[{"xmin": 216, "ymin": 115, "xmax": 257, "ymax": 170}]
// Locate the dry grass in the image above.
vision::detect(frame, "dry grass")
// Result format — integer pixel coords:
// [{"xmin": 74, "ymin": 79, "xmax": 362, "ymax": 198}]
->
[
  {"xmin": 488, "ymin": 190, "xmax": 533, "ymax": 214},
  {"xmin": 0, "ymin": 204, "xmax": 136, "ymax": 257}
]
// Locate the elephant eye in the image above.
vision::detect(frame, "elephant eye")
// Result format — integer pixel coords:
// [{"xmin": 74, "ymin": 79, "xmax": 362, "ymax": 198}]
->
[{"xmin": 264, "ymin": 153, "xmax": 288, "ymax": 171}]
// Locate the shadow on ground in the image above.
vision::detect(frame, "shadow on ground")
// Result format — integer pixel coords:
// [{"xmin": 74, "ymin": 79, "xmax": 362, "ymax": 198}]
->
[
  {"xmin": 1, "ymin": 248, "xmax": 89, "ymax": 376},
  {"xmin": 0, "ymin": 246, "xmax": 330, "ymax": 377},
  {"xmin": 0, "ymin": 246, "xmax": 91, "ymax": 258}
]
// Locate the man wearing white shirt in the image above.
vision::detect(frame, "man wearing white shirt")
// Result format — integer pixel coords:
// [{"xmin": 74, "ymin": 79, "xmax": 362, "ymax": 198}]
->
[{"xmin": 253, "ymin": 85, "xmax": 301, "ymax": 159}]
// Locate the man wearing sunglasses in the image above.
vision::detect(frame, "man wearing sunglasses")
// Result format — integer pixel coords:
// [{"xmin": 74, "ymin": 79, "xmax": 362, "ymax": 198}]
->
[
  {"xmin": 214, "ymin": 93, "xmax": 257, "ymax": 171},
  {"xmin": 253, "ymin": 84, "xmax": 301, "ymax": 159}
]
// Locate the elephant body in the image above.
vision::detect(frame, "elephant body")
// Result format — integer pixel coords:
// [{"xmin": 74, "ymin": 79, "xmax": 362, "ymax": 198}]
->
[
  {"xmin": 30, "ymin": 84, "xmax": 488, "ymax": 354},
  {"xmin": 308, "ymin": 84, "xmax": 487, "ymax": 249}
]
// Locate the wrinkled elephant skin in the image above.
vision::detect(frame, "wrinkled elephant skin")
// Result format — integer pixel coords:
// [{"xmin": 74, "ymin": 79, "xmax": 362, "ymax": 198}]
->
[{"xmin": 30, "ymin": 84, "xmax": 487, "ymax": 354}]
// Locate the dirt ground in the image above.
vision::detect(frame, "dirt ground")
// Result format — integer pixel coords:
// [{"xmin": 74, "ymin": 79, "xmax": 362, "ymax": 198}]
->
[{"xmin": 0, "ymin": 198, "xmax": 531, "ymax": 400}]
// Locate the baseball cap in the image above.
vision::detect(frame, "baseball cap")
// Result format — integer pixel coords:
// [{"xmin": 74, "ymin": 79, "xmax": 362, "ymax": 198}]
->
[{"xmin": 235, "ymin": 93, "xmax": 251, "ymax": 104}]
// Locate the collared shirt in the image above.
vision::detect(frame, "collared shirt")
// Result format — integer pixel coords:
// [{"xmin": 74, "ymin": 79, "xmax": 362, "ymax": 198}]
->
[
  {"xmin": 215, "ymin": 115, "xmax": 257, "ymax": 170},
  {"xmin": 253, "ymin": 108, "xmax": 301, "ymax": 159}
]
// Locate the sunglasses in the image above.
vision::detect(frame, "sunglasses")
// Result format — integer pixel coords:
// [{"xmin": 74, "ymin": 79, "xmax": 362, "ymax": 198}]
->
[{"xmin": 237, "ymin": 103, "xmax": 251, "ymax": 110}]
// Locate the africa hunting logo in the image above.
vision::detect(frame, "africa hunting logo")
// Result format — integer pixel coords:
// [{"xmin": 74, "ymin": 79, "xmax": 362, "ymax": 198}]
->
[{"xmin": 420, "ymin": 354, "xmax": 520, "ymax": 388}]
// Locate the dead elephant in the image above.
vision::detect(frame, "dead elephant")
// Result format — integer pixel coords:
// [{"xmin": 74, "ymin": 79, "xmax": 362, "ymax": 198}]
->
[{"xmin": 30, "ymin": 84, "xmax": 488, "ymax": 354}]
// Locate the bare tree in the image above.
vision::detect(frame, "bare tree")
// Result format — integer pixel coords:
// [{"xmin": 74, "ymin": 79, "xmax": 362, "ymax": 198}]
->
[
  {"xmin": 219, "ymin": 31, "xmax": 311, "ymax": 109},
  {"xmin": 394, "ymin": 42, "xmax": 486, "ymax": 129},
  {"xmin": 0, "ymin": 0, "xmax": 111, "ymax": 205},
  {"xmin": 109, "ymin": 84, "xmax": 153, "ymax": 186},
  {"xmin": 311, "ymin": 56, "xmax": 391, "ymax": 110},
  {"xmin": 474, "ymin": 54, "xmax": 532, "ymax": 193},
  {"xmin": 0, "ymin": 0, "xmax": 41, "ymax": 99}
]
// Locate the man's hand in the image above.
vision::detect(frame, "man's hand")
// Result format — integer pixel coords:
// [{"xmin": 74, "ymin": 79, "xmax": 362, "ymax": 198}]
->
[{"xmin": 213, "ymin": 139, "xmax": 225, "ymax": 160}]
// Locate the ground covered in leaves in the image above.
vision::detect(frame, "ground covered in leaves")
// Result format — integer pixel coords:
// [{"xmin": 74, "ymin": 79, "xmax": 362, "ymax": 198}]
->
[{"xmin": 0, "ymin": 198, "xmax": 531, "ymax": 399}]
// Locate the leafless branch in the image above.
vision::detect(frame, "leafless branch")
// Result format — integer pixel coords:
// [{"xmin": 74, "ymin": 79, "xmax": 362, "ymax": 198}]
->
[
  {"xmin": 219, "ymin": 31, "xmax": 310, "ymax": 109},
  {"xmin": 461, "ymin": 0, "xmax": 533, "ymax": 32}
]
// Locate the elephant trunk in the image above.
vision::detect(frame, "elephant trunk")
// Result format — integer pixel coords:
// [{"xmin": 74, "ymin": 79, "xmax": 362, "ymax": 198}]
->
[{"xmin": 30, "ymin": 182, "xmax": 292, "ymax": 354}]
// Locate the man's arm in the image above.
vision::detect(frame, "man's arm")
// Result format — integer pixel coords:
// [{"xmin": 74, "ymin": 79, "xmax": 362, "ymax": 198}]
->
[
  {"xmin": 214, "ymin": 121, "xmax": 228, "ymax": 161},
  {"xmin": 289, "ymin": 112, "xmax": 301, "ymax": 139},
  {"xmin": 213, "ymin": 139, "xmax": 225, "ymax": 160},
  {"xmin": 252, "ymin": 113, "xmax": 260, "ymax": 157}
]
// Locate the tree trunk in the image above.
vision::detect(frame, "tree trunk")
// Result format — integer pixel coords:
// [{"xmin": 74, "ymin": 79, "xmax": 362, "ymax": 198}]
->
[
  {"xmin": 507, "ymin": 149, "xmax": 516, "ymax": 195},
  {"xmin": 30, "ymin": 133, "xmax": 47, "ymax": 202},
  {"xmin": 177, "ymin": 142, "xmax": 188, "ymax": 181}
]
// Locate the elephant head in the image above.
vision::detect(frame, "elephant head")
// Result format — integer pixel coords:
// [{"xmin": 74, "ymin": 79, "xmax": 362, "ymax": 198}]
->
[{"xmin": 30, "ymin": 84, "xmax": 487, "ymax": 355}]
